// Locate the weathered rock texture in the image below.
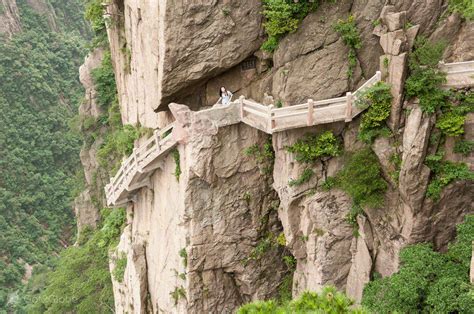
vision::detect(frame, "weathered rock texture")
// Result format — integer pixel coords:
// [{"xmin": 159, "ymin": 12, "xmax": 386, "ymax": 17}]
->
[
  {"xmin": 0, "ymin": 0, "xmax": 21, "ymax": 38},
  {"xmin": 105, "ymin": 0, "xmax": 263, "ymax": 128},
  {"xmin": 74, "ymin": 49, "xmax": 106, "ymax": 239},
  {"xmin": 110, "ymin": 106, "xmax": 288, "ymax": 313},
  {"xmin": 102, "ymin": 0, "xmax": 474, "ymax": 311}
]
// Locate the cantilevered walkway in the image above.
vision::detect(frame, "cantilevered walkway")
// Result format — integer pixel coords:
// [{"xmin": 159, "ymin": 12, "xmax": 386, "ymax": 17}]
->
[{"xmin": 105, "ymin": 61, "xmax": 474, "ymax": 206}]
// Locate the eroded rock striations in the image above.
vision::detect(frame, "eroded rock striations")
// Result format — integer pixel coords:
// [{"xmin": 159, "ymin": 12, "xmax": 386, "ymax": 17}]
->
[
  {"xmin": 74, "ymin": 48, "xmax": 106, "ymax": 239},
  {"xmin": 79, "ymin": 0, "xmax": 474, "ymax": 312},
  {"xmin": 110, "ymin": 105, "xmax": 288, "ymax": 313}
]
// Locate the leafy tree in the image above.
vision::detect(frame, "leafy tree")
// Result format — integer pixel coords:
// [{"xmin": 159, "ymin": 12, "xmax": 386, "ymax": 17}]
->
[
  {"xmin": 238, "ymin": 286, "xmax": 367, "ymax": 313},
  {"xmin": 362, "ymin": 215, "xmax": 474, "ymax": 313},
  {"xmin": 405, "ymin": 37, "xmax": 448, "ymax": 113},
  {"xmin": 261, "ymin": 0, "xmax": 318, "ymax": 51},
  {"xmin": 0, "ymin": 1, "xmax": 87, "ymax": 310},
  {"xmin": 356, "ymin": 82, "xmax": 393, "ymax": 143}
]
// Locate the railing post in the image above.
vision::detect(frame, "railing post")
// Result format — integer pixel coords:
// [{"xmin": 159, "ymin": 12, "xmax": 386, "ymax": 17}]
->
[
  {"xmin": 239, "ymin": 95, "xmax": 245, "ymax": 119},
  {"xmin": 375, "ymin": 70, "xmax": 382, "ymax": 82},
  {"xmin": 267, "ymin": 105, "xmax": 275, "ymax": 133},
  {"xmin": 345, "ymin": 92, "xmax": 353, "ymax": 122},
  {"xmin": 307, "ymin": 99, "xmax": 314, "ymax": 126},
  {"xmin": 154, "ymin": 129, "xmax": 161, "ymax": 151}
]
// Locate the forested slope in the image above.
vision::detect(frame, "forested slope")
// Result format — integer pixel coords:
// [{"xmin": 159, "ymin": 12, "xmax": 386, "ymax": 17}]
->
[{"xmin": 0, "ymin": 0, "xmax": 89, "ymax": 310}]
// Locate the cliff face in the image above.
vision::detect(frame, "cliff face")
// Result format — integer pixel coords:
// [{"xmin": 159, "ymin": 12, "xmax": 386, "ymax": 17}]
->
[
  {"xmin": 0, "ymin": 0, "xmax": 21, "ymax": 37},
  {"xmin": 74, "ymin": 48, "xmax": 106, "ymax": 238},
  {"xmin": 83, "ymin": 0, "xmax": 474, "ymax": 312},
  {"xmin": 110, "ymin": 109, "xmax": 288, "ymax": 313}
]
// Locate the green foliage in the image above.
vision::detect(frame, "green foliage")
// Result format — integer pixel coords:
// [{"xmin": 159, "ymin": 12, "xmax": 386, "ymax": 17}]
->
[
  {"xmin": 247, "ymin": 234, "xmax": 275, "ymax": 262},
  {"xmin": 287, "ymin": 131, "xmax": 341, "ymax": 163},
  {"xmin": 91, "ymin": 51, "xmax": 117, "ymax": 110},
  {"xmin": 112, "ymin": 254, "xmax": 127, "ymax": 283},
  {"xmin": 356, "ymin": 82, "xmax": 393, "ymax": 143},
  {"xmin": 244, "ymin": 137, "xmax": 275, "ymax": 175},
  {"xmin": 24, "ymin": 208, "xmax": 126, "ymax": 313},
  {"xmin": 84, "ymin": 0, "xmax": 108, "ymax": 46},
  {"xmin": 276, "ymin": 232, "xmax": 287, "ymax": 246},
  {"xmin": 346, "ymin": 204, "xmax": 364, "ymax": 236},
  {"xmin": 362, "ymin": 215, "xmax": 474, "ymax": 313},
  {"xmin": 336, "ymin": 149, "xmax": 387, "ymax": 208},
  {"xmin": 436, "ymin": 90, "xmax": 474, "ymax": 137},
  {"xmin": 97, "ymin": 124, "xmax": 142, "ymax": 173},
  {"xmin": 261, "ymin": 0, "xmax": 318, "ymax": 52},
  {"xmin": 436, "ymin": 111, "xmax": 466, "ymax": 136},
  {"xmin": 238, "ymin": 286, "xmax": 366, "ymax": 314},
  {"xmin": 172, "ymin": 149, "xmax": 182, "ymax": 181},
  {"xmin": 288, "ymin": 168, "xmax": 314, "ymax": 187},
  {"xmin": 334, "ymin": 15, "xmax": 362, "ymax": 78},
  {"xmin": 179, "ymin": 248, "xmax": 188, "ymax": 268},
  {"xmin": 405, "ymin": 37, "xmax": 448, "ymax": 113},
  {"xmin": 170, "ymin": 286, "xmax": 186, "ymax": 305},
  {"xmin": 0, "ymin": 1, "xmax": 88, "ymax": 309},
  {"xmin": 454, "ymin": 140, "xmax": 474, "ymax": 156},
  {"xmin": 448, "ymin": 0, "xmax": 474, "ymax": 20},
  {"xmin": 425, "ymin": 153, "xmax": 474, "ymax": 201}
]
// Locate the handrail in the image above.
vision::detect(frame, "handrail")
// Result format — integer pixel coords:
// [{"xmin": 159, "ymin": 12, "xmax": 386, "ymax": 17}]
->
[{"xmin": 106, "ymin": 61, "xmax": 474, "ymax": 206}]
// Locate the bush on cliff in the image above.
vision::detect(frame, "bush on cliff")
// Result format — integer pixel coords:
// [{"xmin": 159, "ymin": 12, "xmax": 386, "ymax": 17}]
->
[
  {"xmin": 362, "ymin": 215, "xmax": 474, "ymax": 313},
  {"xmin": 238, "ymin": 286, "xmax": 367, "ymax": 313},
  {"xmin": 261, "ymin": 0, "xmax": 318, "ymax": 52}
]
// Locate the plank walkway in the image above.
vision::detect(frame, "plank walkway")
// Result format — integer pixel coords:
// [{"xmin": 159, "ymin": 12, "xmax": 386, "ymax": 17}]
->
[{"xmin": 105, "ymin": 61, "xmax": 474, "ymax": 206}]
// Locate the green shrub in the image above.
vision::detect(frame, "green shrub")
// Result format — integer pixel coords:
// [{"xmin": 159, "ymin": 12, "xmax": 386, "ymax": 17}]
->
[
  {"xmin": 97, "ymin": 124, "xmax": 141, "ymax": 173},
  {"xmin": 172, "ymin": 149, "xmax": 182, "ymax": 181},
  {"xmin": 362, "ymin": 215, "xmax": 474, "ymax": 313},
  {"xmin": 289, "ymin": 168, "xmax": 314, "ymax": 187},
  {"xmin": 244, "ymin": 137, "xmax": 275, "ymax": 175},
  {"xmin": 448, "ymin": 0, "xmax": 474, "ymax": 20},
  {"xmin": 356, "ymin": 82, "xmax": 393, "ymax": 143},
  {"xmin": 170, "ymin": 286, "xmax": 186, "ymax": 305},
  {"xmin": 91, "ymin": 51, "xmax": 117, "ymax": 110},
  {"xmin": 436, "ymin": 111, "xmax": 466, "ymax": 136},
  {"xmin": 334, "ymin": 15, "xmax": 362, "ymax": 78},
  {"xmin": 28, "ymin": 208, "xmax": 126, "ymax": 313},
  {"xmin": 346, "ymin": 204, "xmax": 364, "ymax": 236},
  {"xmin": 112, "ymin": 254, "xmax": 127, "ymax": 283},
  {"xmin": 286, "ymin": 131, "xmax": 341, "ymax": 163},
  {"xmin": 436, "ymin": 91, "xmax": 473, "ymax": 137},
  {"xmin": 261, "ymin": 0, "xmax": 318, "ymax": 52},
  {"xmin": 336, "ymin": 148, "xmax": 387, "ymax": 208},
  {"xmin": 179, "ymin": 248, "xmax": 187, "ymax": 267},
  {"xmin": 425, "ymin": 153, "xmax": 473, "ymax": 201},
  {"xmin": 454, "ymin": 140, "xmax": 474, "ymax": 156},
  {"xmin": 238, "ymin": 286, "xmax": 366, "ymax": 313},
  {"xmin": 84, "ymin": 0, "xmax": 108, "ymax": 46},
  {"xmin": 405, "ymin": 38, "xmax": 448, "ymax": 113}
]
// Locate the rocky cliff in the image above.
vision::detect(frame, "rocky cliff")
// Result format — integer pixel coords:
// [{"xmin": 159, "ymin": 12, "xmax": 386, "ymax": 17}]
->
[{"xmin": 75, "ymin": 0, "xmax": 474, "ymax": 312}]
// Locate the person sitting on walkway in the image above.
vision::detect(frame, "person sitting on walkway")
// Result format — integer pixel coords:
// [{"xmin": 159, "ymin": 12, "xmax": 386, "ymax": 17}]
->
[{"xmin": 217, "ymin": 86, "xmax": 233, "ymax": 106}]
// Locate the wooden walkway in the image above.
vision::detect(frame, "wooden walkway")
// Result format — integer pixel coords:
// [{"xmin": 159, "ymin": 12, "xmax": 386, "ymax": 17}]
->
[{"xmin": 105, "ymin": 61, "xmax": 474, "ymax": 206}]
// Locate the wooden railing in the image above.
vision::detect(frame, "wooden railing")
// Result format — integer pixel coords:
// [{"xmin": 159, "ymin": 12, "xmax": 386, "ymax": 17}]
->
[{"xmin": 105, "ymin": 60, "xmax": 474, "ymax": 206}]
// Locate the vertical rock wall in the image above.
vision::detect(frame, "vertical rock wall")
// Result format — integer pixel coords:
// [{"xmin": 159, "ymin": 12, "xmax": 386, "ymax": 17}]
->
[
  {"xmin": 110, "ymin": 109, "xmax": 288, "ymax": 313},
  {"xmin": 0, "ymin": 0, "xmax": 21, "ymax": 38}
]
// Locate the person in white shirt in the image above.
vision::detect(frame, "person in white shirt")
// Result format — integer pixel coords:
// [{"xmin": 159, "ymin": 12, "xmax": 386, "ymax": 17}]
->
[{"xmin": 218, "ymin": 86, "xmax": 233, "ymax": 106}]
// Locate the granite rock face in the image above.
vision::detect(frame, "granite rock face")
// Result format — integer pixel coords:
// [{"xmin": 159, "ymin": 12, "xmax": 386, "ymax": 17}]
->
[
  {"xmin": 105, "ymin": 0, "xmax": 263, "ymax": 127},
  {"xmin": 98, "ymin": 1, "xmax": 474, "ymax": 311},
  {"xmin": 74, "ymin": 49, "xmax": 106, "ymax": 239},
  {"xmin": 0, "ymin": 0, "xmax": 21, "ymax": 38},
  {"xmin": 110, "ymin": 107, "xmax": 288, "ymax": 313}
]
